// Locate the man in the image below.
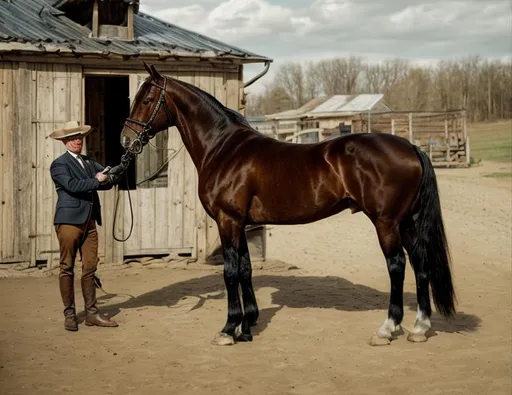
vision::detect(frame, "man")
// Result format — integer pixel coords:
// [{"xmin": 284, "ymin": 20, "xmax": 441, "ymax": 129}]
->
[{"xmin": 49, "ymin": 120, "xmax": 121, "ymax": 331}]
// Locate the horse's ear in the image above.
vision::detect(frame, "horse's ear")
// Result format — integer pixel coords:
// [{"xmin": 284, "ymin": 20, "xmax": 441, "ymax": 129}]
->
[
  {"xmin": 150, "ymin": 64, "xmax": 163, "ymax": 80},
  {"xmin": 143, "ymin": 61, "xmax": 153, "ymax": 77}
]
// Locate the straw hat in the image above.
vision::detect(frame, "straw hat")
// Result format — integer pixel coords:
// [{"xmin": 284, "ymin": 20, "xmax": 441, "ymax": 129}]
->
[{"xmin": 49, "ymin": 121, "xmax": 92, "ymax": 140}]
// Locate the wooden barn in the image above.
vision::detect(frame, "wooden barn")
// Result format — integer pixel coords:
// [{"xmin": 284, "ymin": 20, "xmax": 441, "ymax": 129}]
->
[{"xmin": 0, "ymin": 0, "xmax": 272, "ymax": 267}]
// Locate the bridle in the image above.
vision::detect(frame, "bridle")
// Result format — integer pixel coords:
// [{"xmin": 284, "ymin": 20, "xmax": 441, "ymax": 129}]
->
[
  {"xmin": 121, "ymin": 76, "xmax": 174, "ymax": 163},
  {"xmin": 112, "ymin": 76, "xmax": 174, "ymax": 242}
]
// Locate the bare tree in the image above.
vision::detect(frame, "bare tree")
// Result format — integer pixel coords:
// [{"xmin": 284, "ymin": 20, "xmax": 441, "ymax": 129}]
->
[
  {"xmin": 246, "ymin": 55, "xmax": 512, "ymax": 121},
  {"xmin": 274, "ymin": 62, "xmax": 307, "ymax": 107}
]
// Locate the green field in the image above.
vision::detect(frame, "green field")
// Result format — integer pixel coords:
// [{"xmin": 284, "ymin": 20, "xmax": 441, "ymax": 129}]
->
[{"xmin": 468, "ymin": 120, "xmax": 512, "ymax": 163}]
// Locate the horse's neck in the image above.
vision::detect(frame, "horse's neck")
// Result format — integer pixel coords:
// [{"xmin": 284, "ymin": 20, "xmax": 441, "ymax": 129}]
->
[{"xmin": 167, "ymin": 81, "xmax": 228, "ymax": 171}]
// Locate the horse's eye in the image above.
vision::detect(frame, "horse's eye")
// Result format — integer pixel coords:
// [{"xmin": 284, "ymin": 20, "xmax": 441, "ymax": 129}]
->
[{"xmin": 143, "ymin": 99, "xmax": 150, "ymax": 105}]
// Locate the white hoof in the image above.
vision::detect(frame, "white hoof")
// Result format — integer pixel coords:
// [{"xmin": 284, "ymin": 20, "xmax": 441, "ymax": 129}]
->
[
  {"xmin": 407, "ymin": 306, "xmax": 432, "ymax": 343},
  {"xmin": 211, "ymin": 332, "xmax": 235, "ymax": 346}
]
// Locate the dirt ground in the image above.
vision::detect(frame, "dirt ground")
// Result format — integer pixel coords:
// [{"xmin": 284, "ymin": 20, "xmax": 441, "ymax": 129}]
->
[{"xmin": 1, "ymin": 161, "xmax": 511, "ymax": 395}]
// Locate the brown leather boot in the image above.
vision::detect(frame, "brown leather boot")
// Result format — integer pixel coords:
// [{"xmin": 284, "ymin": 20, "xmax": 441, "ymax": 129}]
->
[
  {"xmin": 82, "ymin": 276, "xmax": 118, "ymax": 328},
  {"xmin": 59, "ymin": 276, "xmax": 78, "ymax": 331}
]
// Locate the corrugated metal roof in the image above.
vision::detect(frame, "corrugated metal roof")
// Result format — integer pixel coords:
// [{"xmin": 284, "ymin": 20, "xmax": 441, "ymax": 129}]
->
[
  {"xmin": 0, "ymin": 0, "xmax": 271, "ymax": 62},
  {"xmin": 267, "ymin": 96, "xmax": 329, "ymax": 119},
  {"xmin": 310, "ymin": 94, "xmax": 384, "ymax": 113}
]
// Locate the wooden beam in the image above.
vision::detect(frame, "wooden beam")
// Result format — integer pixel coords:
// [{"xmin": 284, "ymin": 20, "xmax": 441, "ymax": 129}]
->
[
  {"xmin": 92, "ymin": 0, "xmax": 99, "ymax": 38},
  {"xmin": 127, "ymin": 5, "xmax": 134, "ymax": 41}
]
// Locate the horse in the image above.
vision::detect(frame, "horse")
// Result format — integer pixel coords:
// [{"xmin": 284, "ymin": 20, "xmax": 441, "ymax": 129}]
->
[{"xmin": 120, "ymin": 62, "xmax": 456, "ymax": 346}]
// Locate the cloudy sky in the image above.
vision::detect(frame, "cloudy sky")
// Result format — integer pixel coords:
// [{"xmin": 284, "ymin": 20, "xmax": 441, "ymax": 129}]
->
[{"xmin": 139, "ymin": 0, "xmax": 512, "ymax": 94}]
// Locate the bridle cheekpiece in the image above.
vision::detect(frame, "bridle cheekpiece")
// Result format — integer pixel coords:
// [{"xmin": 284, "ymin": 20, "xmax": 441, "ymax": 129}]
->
[{"xmin": 120, "ymin": 76, "xmax": 173, "ymax": 167}]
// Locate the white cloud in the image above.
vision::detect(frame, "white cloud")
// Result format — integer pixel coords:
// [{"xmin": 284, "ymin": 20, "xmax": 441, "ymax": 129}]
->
[
  {"xmin": 152, "ymin": 5, "xmax": 207, "ymax": 32},
  {"xmin": 207, "ymin": 0, "xmax": 292, "ymax": 38},
  {"xmin": 139, "ymin": 0, "xmax": 512, "ymax": 94}
]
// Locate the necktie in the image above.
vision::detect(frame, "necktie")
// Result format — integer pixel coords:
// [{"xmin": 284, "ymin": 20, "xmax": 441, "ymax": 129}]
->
[{"xmin": 76, "ymin": 155, "xmax": 85, "ymax": 169}]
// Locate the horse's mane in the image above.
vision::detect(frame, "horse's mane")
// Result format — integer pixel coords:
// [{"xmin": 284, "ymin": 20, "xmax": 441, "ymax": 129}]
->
[{"xmin": 170, "ymin": 77, "xmax": 252, "ymax": 130}]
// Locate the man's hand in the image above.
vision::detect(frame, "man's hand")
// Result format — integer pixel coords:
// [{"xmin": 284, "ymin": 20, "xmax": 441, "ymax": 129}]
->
[
  {"xmin": 106, "ymin": 164, "xmax": 127, "ymax": 185},
  {"xmin": 95, "ymin": 172, "xmax": 108, "ymax": 183}
]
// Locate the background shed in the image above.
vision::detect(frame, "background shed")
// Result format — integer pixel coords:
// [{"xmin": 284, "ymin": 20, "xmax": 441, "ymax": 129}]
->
[
  {"xmin": 0, "ymin": 0, "xmax": 272, "ymax": 267},
  {"xmin": 251, "ymin": 93, "xmax": 469, "ymax": 166}
]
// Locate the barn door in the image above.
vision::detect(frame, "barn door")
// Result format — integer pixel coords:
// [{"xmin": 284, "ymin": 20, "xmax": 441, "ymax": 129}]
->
[{"xmin": 124, "ymin": 74, "xmax": 196, "ymax": 258}]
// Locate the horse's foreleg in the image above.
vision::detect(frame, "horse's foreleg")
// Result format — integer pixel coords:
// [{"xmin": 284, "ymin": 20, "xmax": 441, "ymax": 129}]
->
[
  {"xmin": 211, "ymin": 213, "xmax": 244, "ymax": 346},
  {"xmin": 370, "ymin": 219, "xmax": 406, "ymax": 346},
  {"xmin": 236, "ymin": 229, "xmax": 259, "ymax": 342}
]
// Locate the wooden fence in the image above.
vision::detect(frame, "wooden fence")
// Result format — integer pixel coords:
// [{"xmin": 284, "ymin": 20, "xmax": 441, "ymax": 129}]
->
[{"xmin": 353, "ymin": 110, "xmax": 469, "ymax": 167}]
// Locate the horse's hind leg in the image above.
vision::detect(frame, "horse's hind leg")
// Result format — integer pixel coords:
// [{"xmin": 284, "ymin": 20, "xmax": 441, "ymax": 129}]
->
[
  {"xmin": 236, "ymin": 229, "xmax": 259, "ymax": 342},
  {"xmin": 370, "ymin": 219, "xmax": 406, "ymax": 346},
  {"xmin": 401, "ymin": 220, "xmax": 432, "ymax": 343},
  {"xmin": 211, "ymin": 213, "xmax": 244, "ymax": 346}
]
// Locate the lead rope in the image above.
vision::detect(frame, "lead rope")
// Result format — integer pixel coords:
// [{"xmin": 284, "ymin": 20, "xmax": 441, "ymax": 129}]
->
[{"xmin": 111, "ymin": 144, "xmax": 184, "ymax": 243}]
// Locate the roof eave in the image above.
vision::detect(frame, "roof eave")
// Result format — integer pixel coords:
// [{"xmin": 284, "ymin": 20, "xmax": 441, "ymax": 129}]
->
[{"xmin": 0, "ymin": 42, "xmax": 271, "ymax": 63}]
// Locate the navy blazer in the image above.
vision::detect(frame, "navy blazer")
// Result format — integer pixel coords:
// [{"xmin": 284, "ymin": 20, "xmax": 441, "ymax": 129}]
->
[{"xmin": 50, "ymin": 151, "xmax": 113, "ymax": 226}]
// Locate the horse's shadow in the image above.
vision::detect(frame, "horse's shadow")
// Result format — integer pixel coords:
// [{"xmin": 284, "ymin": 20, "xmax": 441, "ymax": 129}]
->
[{"xmin": 98, "ymin": 273, "xmax": 481, "ymax": 337}]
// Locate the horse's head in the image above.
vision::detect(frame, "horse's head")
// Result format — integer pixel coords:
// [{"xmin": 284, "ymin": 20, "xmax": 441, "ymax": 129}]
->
[{"xmin": 121, "ymin": 62, "xmax": 174, "ymax": 154}]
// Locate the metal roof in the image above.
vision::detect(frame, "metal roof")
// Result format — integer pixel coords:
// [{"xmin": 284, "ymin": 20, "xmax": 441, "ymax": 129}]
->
[
  {"xmin": 266, "ymin": 96, "xmax": 329, "ymax": 120},
  {"xmin": 0, "ymin": 0, "xmax": 271, "ymax": 62},
  {"xmin": 310, "ymin": 94, "xmax": 385, "ymax": 114},
  {"xmin": 52, "ymin": 0, "xmax": 139, "ymax": 8}
]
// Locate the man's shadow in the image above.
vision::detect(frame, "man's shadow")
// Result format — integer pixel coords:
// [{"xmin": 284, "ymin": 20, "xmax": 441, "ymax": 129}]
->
[{"xmin": 98, "ymin": 273, "xmax": 481, "ymax": 337}]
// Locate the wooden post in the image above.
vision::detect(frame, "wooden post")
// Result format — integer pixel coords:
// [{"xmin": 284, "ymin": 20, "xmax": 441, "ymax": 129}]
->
[
  {"xmin": 466, "ymin": 136, "xmax": 470, "ymax": 165},
  {"xmin": 127, "ymin": 5, "xmax": 134, "ymax": 40},
  {"xmin": 463, "ymin": 110, "xmax": 467, "ymax": 139},
  {"xmin": 391, "ymin": 119, "xmax": 395, "ymax": 135},
  {"xmin": 92, "ymin": 0, "xmax": 99, "ymax": 38},
  {"xmin": 445, "ymin": 119, "xmax": 450, "ymax": 162},
  {"xmin": 408, "ymin": 113, "xmax": 413, "ymax": 142}
]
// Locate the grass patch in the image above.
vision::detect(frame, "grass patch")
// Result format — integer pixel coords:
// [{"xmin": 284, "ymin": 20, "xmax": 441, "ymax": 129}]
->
[
  {"xmin": 483, "ymin": 172, "xmax": 512, "ymax": 179},
  {"xmin": 469, "ymin": 120, "xmax": 512, "ymax": 163}
]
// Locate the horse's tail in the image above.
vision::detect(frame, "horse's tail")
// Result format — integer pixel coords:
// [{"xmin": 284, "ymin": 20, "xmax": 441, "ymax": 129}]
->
[{"xmin": 411, "ymin": 145, "xmax": 456, "ymax": 318}]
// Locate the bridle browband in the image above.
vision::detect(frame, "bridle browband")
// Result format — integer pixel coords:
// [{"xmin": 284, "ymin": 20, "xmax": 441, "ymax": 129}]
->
[{"xmin": 121, "ymin": 76, "xmax": 174, "ymax": 164}]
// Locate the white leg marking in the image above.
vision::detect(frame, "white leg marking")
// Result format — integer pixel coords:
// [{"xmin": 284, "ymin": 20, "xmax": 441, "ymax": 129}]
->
[
  {"xmin": 370, "ymin": 317, "xmax": 402, "ymax": 346},
  {"xmin": 377, "ymin": 318, "xmax": 400, "ymax": 339},
  {"xmin": 411, "ymin": 305, "xmax": 431, "ymax": 336}
]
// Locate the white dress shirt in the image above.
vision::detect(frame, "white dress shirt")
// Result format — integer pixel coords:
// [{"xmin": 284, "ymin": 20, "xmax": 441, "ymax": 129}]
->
[{"xmin": 67, "ymin": 150, "xmax": 85, "ymax": 169}]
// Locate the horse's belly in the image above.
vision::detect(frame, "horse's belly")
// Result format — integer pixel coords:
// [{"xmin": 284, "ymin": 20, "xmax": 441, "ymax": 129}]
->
[{"xmin": 247, "ymin": 194, "xmax": 351, "ymax": 225}]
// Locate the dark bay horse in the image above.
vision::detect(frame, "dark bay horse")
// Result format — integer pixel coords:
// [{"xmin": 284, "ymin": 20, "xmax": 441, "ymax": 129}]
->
[{"xmin": 121, "ymin": 62, "xmax": 456, "ymax": 346}]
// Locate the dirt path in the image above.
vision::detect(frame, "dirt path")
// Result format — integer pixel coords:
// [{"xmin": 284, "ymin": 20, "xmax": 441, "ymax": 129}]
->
[{"xmin": 1, "ymin": 162, "xmax": 511, "ymax": 395}]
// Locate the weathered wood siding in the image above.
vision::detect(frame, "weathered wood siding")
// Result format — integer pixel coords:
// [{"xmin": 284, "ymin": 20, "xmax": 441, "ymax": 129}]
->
[
  {"xmin": 0, "ymin": 62, "xmax": 16, "ymax": 262},
  {"xmin": 0, "ymin": 62, "xmax": 82, "ymax": 265},
  {"xmin": 1, "ymin": 61, "xmax": 246, "ymax": 266}
]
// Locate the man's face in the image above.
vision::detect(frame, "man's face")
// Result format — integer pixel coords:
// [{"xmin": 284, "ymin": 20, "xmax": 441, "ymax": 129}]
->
[{"xmin": 63, "ymin": 135, "xmax": 84, "ymax": 154}]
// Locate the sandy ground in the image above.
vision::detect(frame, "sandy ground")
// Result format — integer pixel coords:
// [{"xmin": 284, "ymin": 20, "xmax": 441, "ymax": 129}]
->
[{"xmin": 1, "ymin": 161, "xmax": 511, "ymax": 395}]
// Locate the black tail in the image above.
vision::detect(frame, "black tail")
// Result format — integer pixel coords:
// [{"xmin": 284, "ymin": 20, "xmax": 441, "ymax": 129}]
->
[{"xmin": 411, "ymin": 146, "xmax": 456, "ymax": 317}]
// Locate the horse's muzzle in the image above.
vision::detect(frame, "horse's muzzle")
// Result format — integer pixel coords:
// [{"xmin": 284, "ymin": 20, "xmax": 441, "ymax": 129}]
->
[{"xmin": 120, "ymin": 130, "xmax": 143, "ymax": 154}]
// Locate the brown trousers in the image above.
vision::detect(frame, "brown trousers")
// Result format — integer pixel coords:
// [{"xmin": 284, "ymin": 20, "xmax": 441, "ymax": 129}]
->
[{"xmin": 55, "ymin": 219, "xmax": 99, "ymax": 317}]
